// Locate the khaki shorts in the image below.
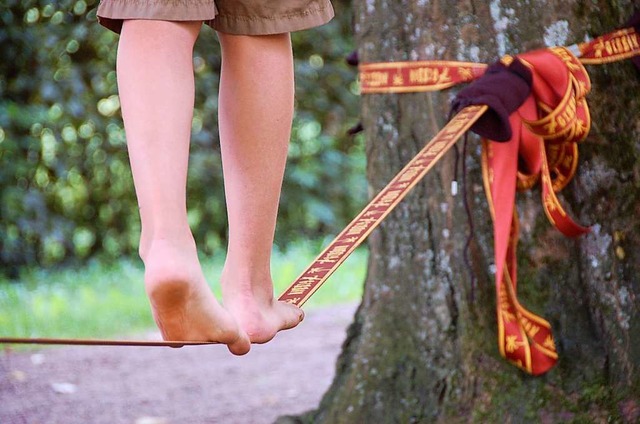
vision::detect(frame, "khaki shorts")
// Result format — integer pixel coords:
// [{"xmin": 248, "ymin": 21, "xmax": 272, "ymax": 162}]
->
[{"xmin": 97, "ymin": 0, "xmax": 334, "ymax": 35}]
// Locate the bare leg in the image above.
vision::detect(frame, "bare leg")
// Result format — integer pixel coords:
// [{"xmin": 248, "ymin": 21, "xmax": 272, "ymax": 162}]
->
[
  {"xmin": 217, "ymin": 32, "xmax": 304, "ymax": 343},
  {"xmin": 117, "ymin": 20, "xmax": 250, "ymax": 355}
]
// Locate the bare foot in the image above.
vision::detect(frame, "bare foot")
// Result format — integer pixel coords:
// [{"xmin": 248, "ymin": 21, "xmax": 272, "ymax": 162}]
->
[
  {"xmin": 221, "ymin": 270, "xmax": 304, "ymax": 344},
  {"xmin": 143, "ymin": 240, "xmax": 250, "ymax": 355}
]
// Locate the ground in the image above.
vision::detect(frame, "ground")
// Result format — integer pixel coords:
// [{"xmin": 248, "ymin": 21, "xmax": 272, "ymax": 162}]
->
[{"xmin": 0, "ymin": 304, "xmax": 356, "ymax": 424}]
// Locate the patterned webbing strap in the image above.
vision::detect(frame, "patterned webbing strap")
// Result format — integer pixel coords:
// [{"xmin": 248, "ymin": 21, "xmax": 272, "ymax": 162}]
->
[
  {"xmin": 481, "ymin": 47, "xmax": 592, "ymax": 374},
  {"xmin": 278, "ymin": 105, "xmax": 488, "ymax": 305},
  {"xmin": 354, "ymin": 25, "xmax": 639, "ymax": 375},
  {"xmin": 359, "ymin": 26, "xmax": 639, "ymax": 93},
  {"xmin": 0, "ymin": 337, "xmax": 213, "ymax": 347},
  {"xmin": 359, "ymin": 60, "xmax": 488, "ymax": 93}
]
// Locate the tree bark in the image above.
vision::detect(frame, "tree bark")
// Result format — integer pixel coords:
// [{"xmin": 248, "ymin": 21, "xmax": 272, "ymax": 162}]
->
[{"xmin": 280, "ymin": 1, "xmax": 640, "ymax": 422}]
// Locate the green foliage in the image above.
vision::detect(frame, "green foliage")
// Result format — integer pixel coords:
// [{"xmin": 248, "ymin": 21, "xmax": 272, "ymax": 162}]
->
[{"xmin": 0, "ymin": 0, "xmax": 363, "ymax": 273}]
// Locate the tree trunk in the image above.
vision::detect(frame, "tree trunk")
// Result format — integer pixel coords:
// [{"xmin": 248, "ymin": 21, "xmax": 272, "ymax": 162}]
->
[{"xmin": 280, "ymin": 1, "xmax": 640, "ymax": 422}]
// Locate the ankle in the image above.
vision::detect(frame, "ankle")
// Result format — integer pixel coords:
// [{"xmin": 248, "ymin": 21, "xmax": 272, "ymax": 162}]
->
[
  {"xmin": 220, "ymin": 266, "xmax": 275, "ymax": 302},
  {"xmin": 143, "ymin": 237, "xmax": 201, "ymax": 284},
  {"xmin": 143, "ymin": 254, "xmax": 210, "ymax": 313},
  {"xmin": 140, "ymin": 232, "xmax": 197, "ymax": 263}
]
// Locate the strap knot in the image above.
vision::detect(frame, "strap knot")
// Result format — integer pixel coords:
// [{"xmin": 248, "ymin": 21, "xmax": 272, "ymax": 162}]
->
[{"xmin": 470, "ymin": 46, "xmax": 593, "ymax": 375}]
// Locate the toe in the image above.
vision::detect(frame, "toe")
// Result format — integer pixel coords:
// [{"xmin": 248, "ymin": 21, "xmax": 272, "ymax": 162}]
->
[
  {"xmin": 226, "ymin": 331, "xmax": 251, "ymax": 356},
  {"xmin": 278, "ymin": 302, "xmax": 305, "ymax": 331}
]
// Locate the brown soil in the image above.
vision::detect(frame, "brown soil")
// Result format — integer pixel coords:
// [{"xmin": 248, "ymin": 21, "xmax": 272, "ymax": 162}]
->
[{"xmin": 0, "ymin": 304, "xmax": 356, "ymax": 424}]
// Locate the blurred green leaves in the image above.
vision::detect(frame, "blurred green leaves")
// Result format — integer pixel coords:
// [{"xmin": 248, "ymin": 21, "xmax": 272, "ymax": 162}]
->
[{"xmin": 0, "ymin": 0, "xmax": 364, "ymax": 274}]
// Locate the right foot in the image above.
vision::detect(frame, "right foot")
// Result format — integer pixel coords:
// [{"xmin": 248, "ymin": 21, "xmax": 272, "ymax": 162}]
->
[
  {"xmin": 221, "ymin": 270, "xmax": 304, "ymax": 344},
  {"xmin": 143, "ymin": 240, "xmax": 250, "ymax": 355}
]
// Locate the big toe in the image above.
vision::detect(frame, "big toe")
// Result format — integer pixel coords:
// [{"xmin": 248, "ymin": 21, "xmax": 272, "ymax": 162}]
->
[
  {"xmin": 277, "ymin": 302, "xmax": 305, "ymax": 331},
  {"xmin": 226, "ymin": 331, "xmax": 251, "ymax": 356}
]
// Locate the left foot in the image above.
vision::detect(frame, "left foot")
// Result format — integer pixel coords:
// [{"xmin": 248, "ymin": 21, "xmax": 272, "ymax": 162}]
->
[{"xmin": 143, "ymin": 240, "xmax": 251, "ymax": 355}]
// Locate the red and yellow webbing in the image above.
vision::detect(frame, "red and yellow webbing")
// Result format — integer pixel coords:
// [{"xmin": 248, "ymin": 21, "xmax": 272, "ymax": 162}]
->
[
  {"xmin": 278, "ymin": 105, "xmax": 488, "ymax": 306},
  {"xmin": 359, "ymin": 60, "xmax": 487, "ymax": 93},
  {"xmin": 359, "ymin": 26, "xmax": 639, "ymax": 94},
  {"xmin": 355, "ymin": 26, "xmax": 639, "ymax": 375},
  {"xmin": 482, "ymin": 47, "xmax": 592, "ymax": 374}
]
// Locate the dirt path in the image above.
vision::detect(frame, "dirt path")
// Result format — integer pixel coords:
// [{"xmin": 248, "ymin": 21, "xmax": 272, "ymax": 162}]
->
[{"xmin": 0, "ymin": 304, "xmax": 356, "ymax": 424}]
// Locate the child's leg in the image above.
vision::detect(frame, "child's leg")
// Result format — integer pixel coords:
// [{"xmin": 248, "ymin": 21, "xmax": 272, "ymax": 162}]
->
[
  {"xmin": 217, "ymin": 32, "xmax": 304, "ymax": 343},
  {"xmin": 117, "ymin": 20, "xmax": 250, "ymax": 355}
]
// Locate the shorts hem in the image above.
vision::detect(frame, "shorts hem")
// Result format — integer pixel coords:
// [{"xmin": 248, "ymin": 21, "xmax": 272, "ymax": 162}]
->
[
  {"xmin": 209, "ymin": 3, "xmax": 335, "ymax": 35},
  {"xmin": 97, "ymin": 1, "xmax": 217, "ymax": 34},
  {"xmin": 97, "ymin": 0, "xmax": 334, "ymax": 35}
]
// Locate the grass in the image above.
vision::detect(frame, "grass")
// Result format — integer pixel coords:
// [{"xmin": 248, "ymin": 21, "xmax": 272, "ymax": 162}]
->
[{"xmin": 0, "ymin": 242, "xmax": 367, "ymax": 344}]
